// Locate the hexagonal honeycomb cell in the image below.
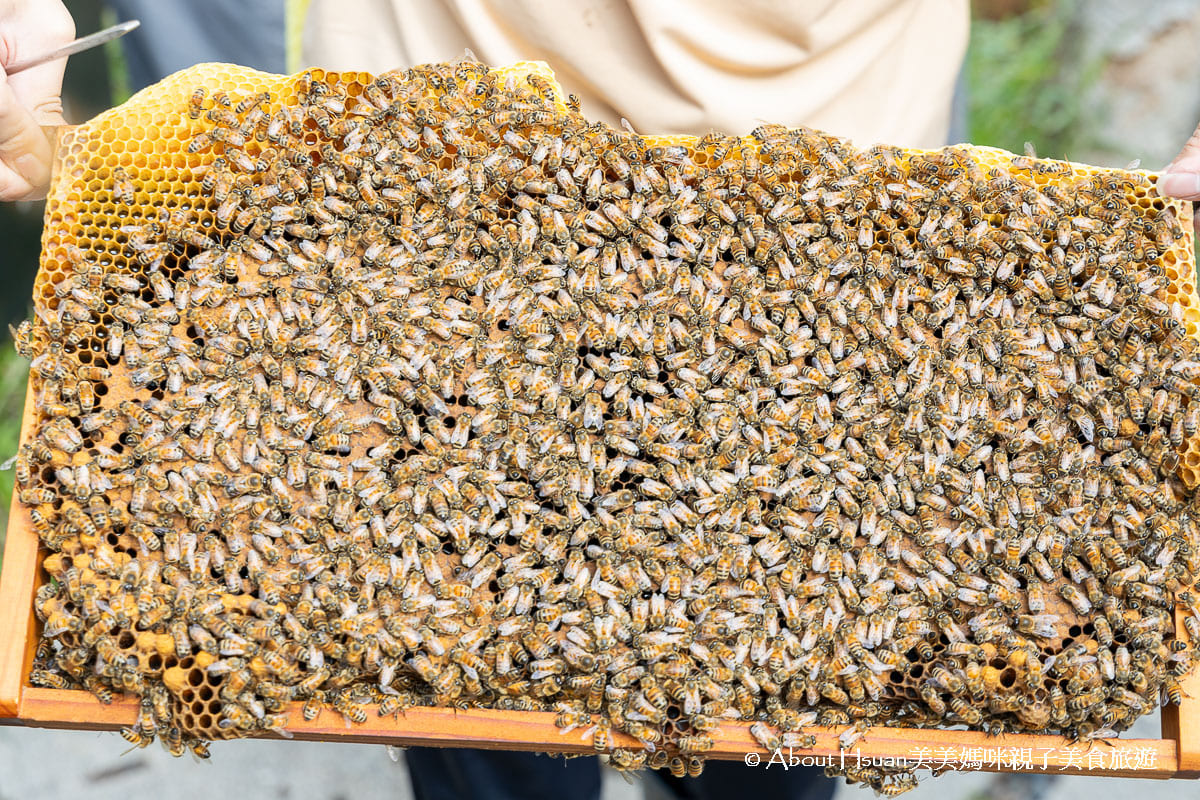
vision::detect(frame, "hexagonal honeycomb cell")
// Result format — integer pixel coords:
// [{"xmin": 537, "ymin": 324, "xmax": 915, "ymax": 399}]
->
[{"xmin": 18, "ymin": 60, "xmax": 1200, "ymax": 794}]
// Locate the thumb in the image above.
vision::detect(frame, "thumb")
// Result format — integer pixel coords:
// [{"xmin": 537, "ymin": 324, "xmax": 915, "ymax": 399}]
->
[
  {"xmin": 3, "ymin": 1, "xmax": 74, "ymax": 128},
  {"xmin": 1158, "ymin": 121, "xmax": 1200, "ymax": 200},
  {"xmin": 0, "ymin": 64, "xmax": 53, "ymax": 193}
]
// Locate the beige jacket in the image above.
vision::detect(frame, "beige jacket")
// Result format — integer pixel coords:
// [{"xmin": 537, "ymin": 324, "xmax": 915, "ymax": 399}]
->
[{"xmin": 302, "ymin": 0, "xmax": 968, "ymax": 149}]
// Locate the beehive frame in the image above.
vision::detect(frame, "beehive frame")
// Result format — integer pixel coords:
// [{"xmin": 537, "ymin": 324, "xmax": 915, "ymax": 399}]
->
[{"xmin": 5, "ymin": 60, "xmax": 1200, "ymax": 782}]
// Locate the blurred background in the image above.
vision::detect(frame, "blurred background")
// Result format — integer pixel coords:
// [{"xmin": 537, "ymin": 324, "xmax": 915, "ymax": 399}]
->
[{"xmin": 3, "ymin": 0, "xmax": 1200, "ymax": 797}]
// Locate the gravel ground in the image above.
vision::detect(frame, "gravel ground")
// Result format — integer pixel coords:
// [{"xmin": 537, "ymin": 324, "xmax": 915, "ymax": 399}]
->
[{"xmin": 0, "ymin": 709, "xmax": 1194, "ymax": 800}]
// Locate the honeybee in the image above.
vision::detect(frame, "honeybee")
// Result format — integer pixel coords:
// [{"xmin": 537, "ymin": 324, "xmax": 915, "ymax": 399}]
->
[
  {"xmin": 236, "ymin": 90, "xmax": 271, "ymax": 115},
  {"xmin": 185, "ymin": 87, "xmax": 209, "ymax": 120},
  {"xmin": 749, "ymin": 721, "xmax": 781, "ymax": 751},
  {"xmin": 29, "ymin": 669, "xmax": 71, "ymax": 690},
  {"xmin": 111, "ymin": 166, "xmax": 135, "ymax": 205},
  {"xmin": 120, "ymin": 726, "xmax": 152, "ymax": 750}
]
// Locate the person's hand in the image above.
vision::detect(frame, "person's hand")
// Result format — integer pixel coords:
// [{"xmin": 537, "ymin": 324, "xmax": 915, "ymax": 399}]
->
[
  {"xmin": 0, "ymin": 0, "xmax": 74, "ymax": 201},
  {"xmin": 1158, "ymin": 119, "xmax": 1200, "ymax": 203}
]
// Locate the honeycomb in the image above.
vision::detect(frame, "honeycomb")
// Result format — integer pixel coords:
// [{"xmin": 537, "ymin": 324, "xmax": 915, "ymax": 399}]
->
[{"xmin": 15, "ymin": 60, "xmax": 1200, "ymax": 793}]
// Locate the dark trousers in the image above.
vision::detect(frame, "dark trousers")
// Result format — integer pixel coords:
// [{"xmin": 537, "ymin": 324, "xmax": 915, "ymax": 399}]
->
[{"xmin": 405, "ymin": 747, "xmax": 835, "ymax": 800}]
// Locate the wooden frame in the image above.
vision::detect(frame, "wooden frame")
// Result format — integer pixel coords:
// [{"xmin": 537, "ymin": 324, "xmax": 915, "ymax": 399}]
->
[{"xmin": 3, "ymin": 382, "xmax": 1200, "ymax": 778}]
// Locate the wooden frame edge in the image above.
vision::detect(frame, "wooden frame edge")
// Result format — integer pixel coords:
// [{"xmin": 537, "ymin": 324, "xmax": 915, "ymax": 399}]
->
[
  {"xmin": 6, "ymin": 687, "xmax": 1184, "ymax": 778},
  {"xmin": 1162, "ymin": 605, "xmax": 1200, "ymax": 772},
  {"xmin": 0, "ymin": 381, "xmax": 38, "ymax": 718}
]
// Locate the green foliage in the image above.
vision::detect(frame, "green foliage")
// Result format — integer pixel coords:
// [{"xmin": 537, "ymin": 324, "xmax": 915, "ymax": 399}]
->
[
  {"xmin": 967, "ymin": 1, "xmax": 1102, "ymax": 160},
  {"xmin": 286, "ymin": 0, "xmax": 315, "ymax": 74},
  {"xmin": 0, "ymin": 339, "xmax": 29, "ymax": 570},
  {"xmin": 99, "ymin": 5, "xmax": 132, "ymax": 105}
]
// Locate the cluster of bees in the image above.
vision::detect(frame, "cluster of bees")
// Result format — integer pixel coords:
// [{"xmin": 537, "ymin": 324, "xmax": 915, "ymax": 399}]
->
[{"xmin": 15, "ymin": 59, "xmax": 1200, "ymax": 793}]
